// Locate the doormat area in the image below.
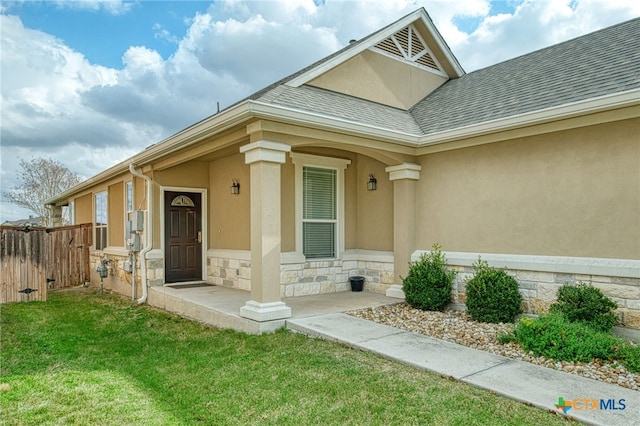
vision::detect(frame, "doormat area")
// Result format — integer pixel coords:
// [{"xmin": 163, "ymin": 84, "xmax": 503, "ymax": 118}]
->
[{"xmin": 166, "ymin": 283, "xmax": 214, "ymax": 289}]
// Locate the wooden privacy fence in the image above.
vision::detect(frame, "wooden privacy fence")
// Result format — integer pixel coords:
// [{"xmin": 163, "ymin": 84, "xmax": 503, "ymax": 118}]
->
[{"xmin": 0, "ymin": 223, "xmax": 92, "ymax": 303}]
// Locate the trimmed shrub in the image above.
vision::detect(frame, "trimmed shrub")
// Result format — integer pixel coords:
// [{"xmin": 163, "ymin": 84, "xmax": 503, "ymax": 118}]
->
[
  {"xmin": 402, "ymin": 244, "xmax": 456, "ymax": 311},
  {"xmin": 513, "ymin": 313, "xmax": 622, "ymax": 363},
  {"xmin": 465, "ymin": 259, "xmax": 522, "ymax": 323},
  {"xmin": 550, "ymin": 283, "xmax": 617, "ymax": 332},
  {"xmin": 620, "ymin": 343, "xmax": 640, "ymax": 373}
]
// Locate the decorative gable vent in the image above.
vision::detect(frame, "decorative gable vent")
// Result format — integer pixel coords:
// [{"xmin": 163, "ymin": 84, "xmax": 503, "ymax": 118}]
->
[{"xmin": 373, "ymin": 24, "xmax": 441, "ymax": 73}]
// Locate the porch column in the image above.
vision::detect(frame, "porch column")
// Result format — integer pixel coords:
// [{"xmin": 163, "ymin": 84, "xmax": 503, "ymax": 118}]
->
[
  {"xmin": 239, "ymin": 141, "xmax": 292, "ymax": 321},
  {"xmin": 385, "ymin": 163, "xmax": 422, "ymax": 299},
  {"xmin": 46, "ymin": 205, "xmax": 64, "ymax": 227}
]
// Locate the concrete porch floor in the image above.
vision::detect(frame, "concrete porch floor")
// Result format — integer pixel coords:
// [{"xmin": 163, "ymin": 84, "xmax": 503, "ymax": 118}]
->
[{"xmin": 147, "ymin": 283, "xmax": 399, "ymax": 334}]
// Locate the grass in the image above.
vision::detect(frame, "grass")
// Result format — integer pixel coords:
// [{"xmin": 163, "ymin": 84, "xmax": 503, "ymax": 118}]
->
[{"xmin": 0, "ymin": 290, "xmax": 569, "ymax": 425}]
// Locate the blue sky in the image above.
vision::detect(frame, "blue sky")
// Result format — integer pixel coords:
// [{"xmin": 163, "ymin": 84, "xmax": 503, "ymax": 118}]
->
[
  {"xmin": 14, "ymin": 1, "xmax": 210, "ymax": 68},
  {"xmin": 1, "ymin": 0, "xmax": 639, "ymax": 221}
]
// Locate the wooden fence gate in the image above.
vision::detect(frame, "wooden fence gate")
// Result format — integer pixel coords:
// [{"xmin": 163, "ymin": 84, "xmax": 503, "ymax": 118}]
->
[{"xmin": 0, "ymin": 224, "xmax": 92, "ymax": 303}]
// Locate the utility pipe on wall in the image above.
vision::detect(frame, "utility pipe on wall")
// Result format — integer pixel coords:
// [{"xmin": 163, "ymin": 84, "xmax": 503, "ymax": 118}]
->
[
  {"xmin": 129, "ymin": 164, "xmax": 153, "ymax": 304},
  {"xmin": 130, "ymin": 251, "xmax": 136, "ymax": 301}
]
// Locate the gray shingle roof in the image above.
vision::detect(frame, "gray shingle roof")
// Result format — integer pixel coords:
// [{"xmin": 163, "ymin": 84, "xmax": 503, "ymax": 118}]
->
[
  {"xmin": 259, "ymin": 85, "xmax": 422, "ymax": 134},
  {"xmin": 410, "ymin": 18, "xmax": 640, "ymax": 135}
]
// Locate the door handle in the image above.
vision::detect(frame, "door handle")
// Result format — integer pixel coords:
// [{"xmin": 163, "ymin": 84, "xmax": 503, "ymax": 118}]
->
[{"xmin": 197, "ymin": 231, "xmax": 202, "ymax": 243}]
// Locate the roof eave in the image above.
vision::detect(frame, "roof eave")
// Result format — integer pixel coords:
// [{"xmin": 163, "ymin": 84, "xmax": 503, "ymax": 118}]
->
[
  {"xmin": 46, "ymin": 88, "xmax": 639, "ymax": 206},
  {"xmin": 417, "ymin": 89, "xmax": 640, "ymax": 148},
  {"xmin": 45, "ymin": 99, "xmax": 420, "ymax": 206},
  {"xmin": 247, "ymin": 101, "xmax": 421, "ymax": 146}
]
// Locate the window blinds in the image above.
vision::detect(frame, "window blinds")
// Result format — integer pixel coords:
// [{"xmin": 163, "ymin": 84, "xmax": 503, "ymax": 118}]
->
[{"xmin": 303, "ymin": 167, "xmax": 336, "ymax": 258}]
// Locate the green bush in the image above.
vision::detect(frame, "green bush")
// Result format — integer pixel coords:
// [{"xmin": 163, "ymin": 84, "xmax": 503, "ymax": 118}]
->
[
  {"xmin": 402, "ymin": 244, "xmax": 456, "ymax": 311},
  {"xmin": 620, "ymin": 343, "xmax": 640, "ymax": 373},
  {"xmin": 550, "ymin": 283, "xmax": 618, "ymax": 332},
  {"xmin": 513, "ymin": 313, "xmax": 622, "ymax": 363},
  {"xmin": 465, "ymin": 259, "xmax": 522, "ymax": 323}
]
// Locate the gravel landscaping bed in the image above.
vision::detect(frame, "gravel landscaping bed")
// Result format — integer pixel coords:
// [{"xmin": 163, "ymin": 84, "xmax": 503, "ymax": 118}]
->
[{"xmin": 348, "ymin": 303, "xmax": 639, "ymax": 391}]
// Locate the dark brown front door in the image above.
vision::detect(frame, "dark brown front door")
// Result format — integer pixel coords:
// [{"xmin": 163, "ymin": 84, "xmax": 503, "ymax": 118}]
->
[{"xmin": 164, "ymin": 191, "xmax": 202, "ymax": 283}]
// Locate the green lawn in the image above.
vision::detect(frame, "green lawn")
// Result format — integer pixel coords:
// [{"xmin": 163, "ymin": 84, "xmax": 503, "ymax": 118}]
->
[{"xmin": 0, "ymin": 291, "xmax": 569, "ymax": 425}]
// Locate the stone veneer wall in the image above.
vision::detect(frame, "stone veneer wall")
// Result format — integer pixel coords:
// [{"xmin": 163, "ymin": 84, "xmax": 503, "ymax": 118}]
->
[
  {"xmin": 280, "ymin": 257, "xmax": 395, "ymax": 297},
  {"xmin": 207, "ymin": 251, "xmax": 252, "ymax": 291},
  {"xmin": 412, "ymin": 251, "xmax": 640, "ymax": 330},
  {"xmin": 89, "ymin": 249, "xmax": 142, "ymax": 296},
  {"xmin": 206, "ymin": 250, "xmax": 395, "ymax": 297}
]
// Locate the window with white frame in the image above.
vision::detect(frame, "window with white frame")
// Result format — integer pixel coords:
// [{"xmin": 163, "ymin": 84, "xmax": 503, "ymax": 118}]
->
[
  {"xmin": 124, "ymin": 181, "xmax": 133, "ymax": 242},
  {"xmin": 95, "ymin": 191, "xmax": 108, "ymax": 250},
  {"xmin": 291, "ymin": 153, "xmax": 350, "ymax": 260},
  {"xmin": 303, "ymin": 167, "xmax": 337, "ymax": 258},
  {"xmin": 125, "ymin": 181, "xmax": 133, "ymax": 213}
]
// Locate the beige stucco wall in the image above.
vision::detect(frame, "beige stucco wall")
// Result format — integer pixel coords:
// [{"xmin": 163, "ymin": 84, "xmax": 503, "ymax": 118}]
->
[
  {"xmin": 74, "ymin": 193, "xmax": 92, "ymax": 225},
  {"xmin": 153, "ymin": 161, "xmax": 209, "ymax": 188},
  {"xmin": 133, "ymin": 176, "xmax": 145, "ymax": 211},
  {"xmin": 355, "ymin": 154, "xmax": 393, "ymax": 251},
  {"xmin": 209, "ymin": 153, "xmax": 250, "ymax": 250},
  {"xmin": 416, "ymin": 118, "xmax": 640, "ymax": 259},
  {"xmin": 281, "ymin": 159, "xmax": 295, "ymax": 252},
  {"xmin": 308, "ymin": 50, "xmax": 447, "ymax": 110},
  {"xmin": 108, "ymin": 182, "xmax": 124, "ymax": 247}
]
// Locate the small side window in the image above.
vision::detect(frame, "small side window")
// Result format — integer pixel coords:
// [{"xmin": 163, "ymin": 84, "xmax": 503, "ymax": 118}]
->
[{"xmin": 95, "ymin": 191, "xmax": 108, "ymax": 250}]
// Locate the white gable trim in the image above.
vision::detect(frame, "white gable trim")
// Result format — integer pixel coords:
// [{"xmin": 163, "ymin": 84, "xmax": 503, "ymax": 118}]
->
[
  {"xmin": 286, "ymin": 9, "xmax": 462, "ymax": 87},
  {"xmin": 369, "ymin": 24, "xmax": 448, "ymax": 78}
]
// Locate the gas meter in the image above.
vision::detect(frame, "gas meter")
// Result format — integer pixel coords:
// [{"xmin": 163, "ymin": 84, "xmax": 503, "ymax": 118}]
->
[{"xmin": 97, "ymin": 263, "xmax": 108, "ymax": 278}]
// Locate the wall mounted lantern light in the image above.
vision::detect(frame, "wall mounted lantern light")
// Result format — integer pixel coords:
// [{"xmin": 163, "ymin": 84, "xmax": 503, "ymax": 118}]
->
[
  {"xmin": 367, "ymin": 174, "xmax": 377, "ymax": 191},
  {"xmin": 231, "ymin": 179, "xmax": 240, "ymax": 195}
]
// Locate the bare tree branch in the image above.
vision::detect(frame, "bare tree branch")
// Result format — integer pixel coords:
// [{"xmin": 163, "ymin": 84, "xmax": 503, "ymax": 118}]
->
[{"xmin": 3, "ymin": 157, "xmax": 81, "ymax": 223}]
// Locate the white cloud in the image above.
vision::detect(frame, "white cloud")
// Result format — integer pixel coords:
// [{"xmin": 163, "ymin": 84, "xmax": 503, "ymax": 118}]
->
[
  {"xmin": 153, "ymin": 23, "xmax": 180, "ymax": 44},
  {"xmin": 1, "ymin": 0, "xmax": 638, "ymax": 221},
  {"xmin": 451, "ymin": 0, "xmax": 640, "ymax": 70}
]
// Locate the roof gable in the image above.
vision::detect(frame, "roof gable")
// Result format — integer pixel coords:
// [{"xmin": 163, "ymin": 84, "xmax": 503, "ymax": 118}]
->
[{"xmin": 284, "ymin": 8, "xmax": 463, "ymax": 110}]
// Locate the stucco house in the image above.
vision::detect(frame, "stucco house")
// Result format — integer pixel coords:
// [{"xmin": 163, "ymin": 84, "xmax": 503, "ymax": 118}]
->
[{"xmin": 46, "ymin": 9, "xmax": 640, "ymax": 332}]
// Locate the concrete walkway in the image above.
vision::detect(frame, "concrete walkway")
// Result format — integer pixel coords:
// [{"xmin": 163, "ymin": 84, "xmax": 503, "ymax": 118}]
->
[{"xmin": 287, "ymin": 313, "xmax": 639, "ymax": 426}]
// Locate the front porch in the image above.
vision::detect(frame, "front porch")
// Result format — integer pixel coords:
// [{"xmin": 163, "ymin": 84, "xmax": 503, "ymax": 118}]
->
[{"xmin": 147, "ymin": 283, "xmax": 398, "ymax": 334}]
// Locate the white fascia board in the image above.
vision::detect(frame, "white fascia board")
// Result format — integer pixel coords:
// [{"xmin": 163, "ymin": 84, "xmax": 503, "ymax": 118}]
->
[
  {"xmin": 285, "ymin": 9, "xmax": 464, "ymax": 87},
  {"xmin": 246, "ymin": 101, "xmax": 420, "ymax": 146},
  {"xmin": 247, "ymin": 88, "xmax": 640, "ymax": 152},
  {"xmin": 417, "ymin": 88, "xmax": 640, "ymax": 147}
]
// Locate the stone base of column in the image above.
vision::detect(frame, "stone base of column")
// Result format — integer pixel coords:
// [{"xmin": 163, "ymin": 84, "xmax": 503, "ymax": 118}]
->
[
  {"xmin": 240, "ymin": 300, "xmax": 292, "ymax": 322},
  {"xmin": 385, "ymin": 284, "xmax": 406, "ymax": 299}
]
